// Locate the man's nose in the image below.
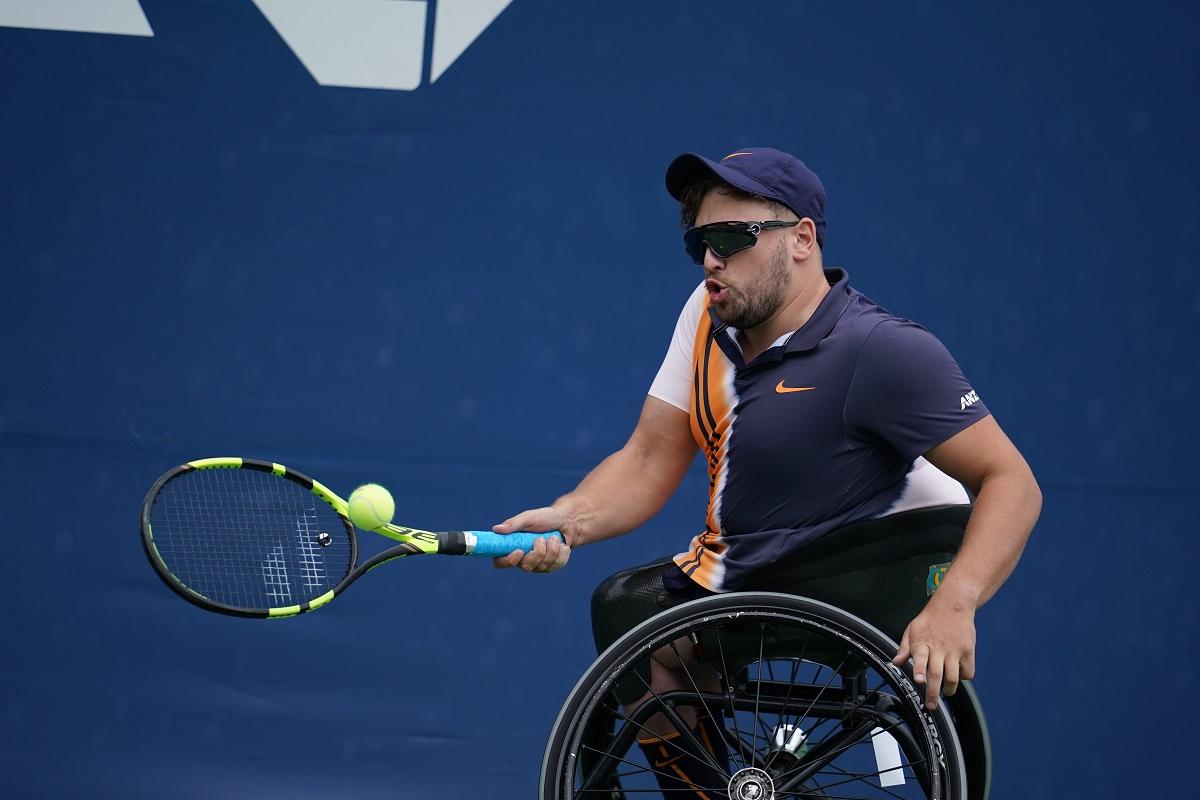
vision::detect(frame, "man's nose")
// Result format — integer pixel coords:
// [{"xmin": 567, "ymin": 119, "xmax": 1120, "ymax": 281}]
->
[{"xmin": 702, "ymin": 246, "xmax": 727, "ymax": 271}]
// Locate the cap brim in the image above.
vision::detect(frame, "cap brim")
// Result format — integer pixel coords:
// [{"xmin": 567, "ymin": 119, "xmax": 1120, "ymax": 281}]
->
[{"xmin": 665, "ymin": 152, "xmax": 778, "ymax": 204}]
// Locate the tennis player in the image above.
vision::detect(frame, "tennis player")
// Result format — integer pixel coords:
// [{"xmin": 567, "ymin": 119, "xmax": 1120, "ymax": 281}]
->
[{"xmin": 495, "ymin": 147, "xmax": 1041, "ymax": 797}]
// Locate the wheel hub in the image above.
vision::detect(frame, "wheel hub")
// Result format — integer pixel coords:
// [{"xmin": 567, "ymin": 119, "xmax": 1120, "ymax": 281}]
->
[{"xmin": 728, "ymin": 767, "xmax": 774, "ymax": 800}]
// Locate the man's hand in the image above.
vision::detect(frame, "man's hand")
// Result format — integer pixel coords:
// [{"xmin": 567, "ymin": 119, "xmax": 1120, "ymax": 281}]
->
[
  {"xmin": 892, "ymin": 590, "xmax": 977, "ymax": 710},
  {"xmin": 491, "ymin": 506, "xmax": 572, "ymax": 573}
]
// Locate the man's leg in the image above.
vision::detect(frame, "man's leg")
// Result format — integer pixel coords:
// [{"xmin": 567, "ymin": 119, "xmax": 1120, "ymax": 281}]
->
[
  {"xmin": 628, "ymin": 639, "xmax": 729, "ymax": 799},
  {"xmin": 590, "ymin": 560, "xmax": 729, "ymax": 797}
]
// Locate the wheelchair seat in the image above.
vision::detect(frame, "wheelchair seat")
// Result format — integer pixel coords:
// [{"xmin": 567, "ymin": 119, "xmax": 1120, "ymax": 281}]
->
[{"xmin": 747, "ymin": 504, "xmax": 972, "ymax": 644}]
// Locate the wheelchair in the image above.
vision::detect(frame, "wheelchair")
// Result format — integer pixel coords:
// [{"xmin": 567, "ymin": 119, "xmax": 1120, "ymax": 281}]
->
[{"xmin": 539, "ymin": 505, "xmax": 992, "ymax": 800}]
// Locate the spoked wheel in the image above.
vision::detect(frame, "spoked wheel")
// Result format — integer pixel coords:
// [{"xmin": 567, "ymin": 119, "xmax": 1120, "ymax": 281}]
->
[{"xmin": 541, "ymin": 592, "xmax": 966, "ymax": 800}]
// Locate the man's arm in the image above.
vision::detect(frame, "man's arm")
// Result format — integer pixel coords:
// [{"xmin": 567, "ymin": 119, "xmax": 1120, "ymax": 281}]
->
[
  {"xmin": 893, "ymin": 414, "xmax": 1042, "ymax": 708},
  {"xmin": 492, "ymin": 395, "xmax": 697, "ymax": 572}
]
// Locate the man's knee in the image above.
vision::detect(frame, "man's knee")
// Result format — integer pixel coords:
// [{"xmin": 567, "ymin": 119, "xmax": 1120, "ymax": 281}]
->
[{"xmin": 590, "ymin": 557, "xmax": 675, "ymax": 655}]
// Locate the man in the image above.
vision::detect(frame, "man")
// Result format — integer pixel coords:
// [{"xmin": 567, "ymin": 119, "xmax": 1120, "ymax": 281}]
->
[{"xmin": 494, "ymin": 147, "xmax": 1041, "ymax": 795}]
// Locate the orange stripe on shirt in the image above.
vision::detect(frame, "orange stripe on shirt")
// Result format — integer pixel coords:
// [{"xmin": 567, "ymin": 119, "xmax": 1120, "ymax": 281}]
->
[{"xmin": 677, "ymin": 297, "xmax": 734, "ymax": 590}]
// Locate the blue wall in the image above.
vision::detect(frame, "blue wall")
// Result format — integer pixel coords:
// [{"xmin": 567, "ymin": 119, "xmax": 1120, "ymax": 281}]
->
[{"xmin": 2, "ymin": 1, "xmax": 1196, "ymax": 796}]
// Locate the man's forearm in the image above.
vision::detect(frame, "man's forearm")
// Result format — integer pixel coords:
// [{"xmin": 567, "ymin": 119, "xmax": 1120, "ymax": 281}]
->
[
  {"xmin": 555, "ymin": 442, "xmax": 691, "ymax": 548},
  {"xmin": 937, "ymin": 466, "xmax": 1042, "ymax": 610}
]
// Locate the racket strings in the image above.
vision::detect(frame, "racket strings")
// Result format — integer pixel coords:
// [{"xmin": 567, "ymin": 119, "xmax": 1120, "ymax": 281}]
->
[{"xmin": 150, "ymin": 468, "xmax": 353, "ymax": 610}]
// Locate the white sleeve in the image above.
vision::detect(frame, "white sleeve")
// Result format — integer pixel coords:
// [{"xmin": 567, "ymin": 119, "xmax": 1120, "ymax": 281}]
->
[{"xmin": 648, "ymin": 282, "xmax": 707, "ymax": 412}]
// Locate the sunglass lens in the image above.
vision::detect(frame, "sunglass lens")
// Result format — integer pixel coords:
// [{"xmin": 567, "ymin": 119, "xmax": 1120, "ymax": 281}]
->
[
  {"xmin": 683, "ymin": 229, "xmax": 707, "ymax": 265},
  {"xmin": 705, "ymin": 230, "xmax": 754, "ymax": 259},
  {"xmin": 683, "ymin": 224, "xmax": 756, "ymax": 264}
]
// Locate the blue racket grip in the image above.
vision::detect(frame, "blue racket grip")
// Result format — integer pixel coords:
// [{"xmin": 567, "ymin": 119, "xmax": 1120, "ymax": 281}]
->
[{"xmin": 466, "ymin": 530, "xmax": 563, "ymax": 557}]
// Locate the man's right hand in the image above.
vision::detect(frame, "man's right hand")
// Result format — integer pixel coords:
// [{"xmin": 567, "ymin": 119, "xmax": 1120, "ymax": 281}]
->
[{"xmin": 491, "ymin": 506, "xmax": 573, "ymax": 573}]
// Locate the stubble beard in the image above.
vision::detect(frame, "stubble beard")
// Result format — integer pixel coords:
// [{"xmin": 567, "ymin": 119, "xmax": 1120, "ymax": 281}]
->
[{"xmin": 712, "ymin": 239, "xmax": 791, "ymax": 331}]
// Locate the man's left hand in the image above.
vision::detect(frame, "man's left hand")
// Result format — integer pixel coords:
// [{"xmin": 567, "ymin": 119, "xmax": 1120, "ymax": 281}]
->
[{"xmin": 892, "ymin": 591, "xmax": 977, "ymax": 710}]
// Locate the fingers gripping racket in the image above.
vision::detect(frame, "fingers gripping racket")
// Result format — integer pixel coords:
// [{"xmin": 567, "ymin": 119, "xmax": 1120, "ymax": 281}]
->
[{"xmin": 140, "ymin": 457, "xmax": 560, "ymax": 618}]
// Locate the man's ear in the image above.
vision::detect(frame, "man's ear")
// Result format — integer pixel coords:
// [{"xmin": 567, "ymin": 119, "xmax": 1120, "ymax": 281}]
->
[{"xmin": 792, "ymin": 217, "xmax": 818, "ymax": 260}]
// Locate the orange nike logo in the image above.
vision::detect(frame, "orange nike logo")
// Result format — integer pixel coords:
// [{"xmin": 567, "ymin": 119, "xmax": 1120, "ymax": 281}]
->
[
  {"xmin": 775, "ymin": 380, "xmax": 815, "ymax": 394},
  {"xmin": 653, "ymin": 754, "xmax": 685, "ymax": 769}
]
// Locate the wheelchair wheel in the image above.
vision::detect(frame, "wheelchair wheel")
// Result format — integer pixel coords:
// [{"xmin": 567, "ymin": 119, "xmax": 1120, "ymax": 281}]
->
[{"xmin": 540, "ymin": 592, "xmax": 967, "ymax": 799}]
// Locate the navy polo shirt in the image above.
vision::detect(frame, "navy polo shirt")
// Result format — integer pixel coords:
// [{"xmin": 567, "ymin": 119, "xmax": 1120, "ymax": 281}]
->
[{"xmin": 655, "ymin": 268, "xmax": 989, "ymax": 593}]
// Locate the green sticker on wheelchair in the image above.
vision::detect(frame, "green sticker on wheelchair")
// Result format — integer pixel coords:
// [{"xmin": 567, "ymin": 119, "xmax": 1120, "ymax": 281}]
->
[{"xmin": 926, "ymin": 562, "xmax": 951, "ymax": 596}]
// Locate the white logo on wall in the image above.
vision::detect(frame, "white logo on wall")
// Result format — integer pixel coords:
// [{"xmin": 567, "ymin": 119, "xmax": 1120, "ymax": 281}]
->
[{"xmin": 0, "ymin": 0, "xmax": 514, "ymax": 91}]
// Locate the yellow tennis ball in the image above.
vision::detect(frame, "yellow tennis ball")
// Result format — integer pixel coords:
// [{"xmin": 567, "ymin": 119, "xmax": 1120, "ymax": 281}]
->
[{"xmin": 347, "ymin": 483, "xmax": 395, "ymax": 530}]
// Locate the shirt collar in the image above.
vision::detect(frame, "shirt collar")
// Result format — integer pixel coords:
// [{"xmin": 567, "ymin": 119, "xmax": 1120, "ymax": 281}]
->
[{"xmin": 781, "ymin": 268, "xmax": 851, "ymax": 354}]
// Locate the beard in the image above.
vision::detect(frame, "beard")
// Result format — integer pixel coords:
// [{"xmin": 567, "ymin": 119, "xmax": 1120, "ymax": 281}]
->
[{"xmin": 711, "ymin": 238, "xmax": 791, "ymax": 330}]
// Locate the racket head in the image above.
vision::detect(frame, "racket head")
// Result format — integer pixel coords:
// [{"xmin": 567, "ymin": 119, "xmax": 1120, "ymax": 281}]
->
[{"xmin": 140, "ymin": 458, "xmax": 358, "ymax": 618}]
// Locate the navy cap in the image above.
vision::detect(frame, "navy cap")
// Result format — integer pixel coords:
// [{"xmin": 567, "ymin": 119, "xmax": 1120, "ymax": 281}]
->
[{"xmin": 665, "ymin": 147, "xmax": 827, "ymax": 247}]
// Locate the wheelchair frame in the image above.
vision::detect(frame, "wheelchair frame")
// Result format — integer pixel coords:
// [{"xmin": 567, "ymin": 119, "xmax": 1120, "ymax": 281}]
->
[{"xmin": 540, "ymin": 591, "xmax": 991, "ymax": 800}]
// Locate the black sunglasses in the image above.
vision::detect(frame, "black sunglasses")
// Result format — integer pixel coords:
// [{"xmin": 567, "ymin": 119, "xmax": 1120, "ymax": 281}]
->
[{"xmin": 683, "ymin": 220, "xmax": 799, "ymax": 265}]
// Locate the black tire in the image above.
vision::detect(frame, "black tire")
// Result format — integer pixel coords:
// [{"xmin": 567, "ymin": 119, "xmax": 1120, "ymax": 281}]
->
[
  {"xmin": 945, "ymin": 681, "xmax": 991, "ymax": 800},
  {"xmin": 541, "ymin": 592, "xmax": 967, "ymax": 800}
]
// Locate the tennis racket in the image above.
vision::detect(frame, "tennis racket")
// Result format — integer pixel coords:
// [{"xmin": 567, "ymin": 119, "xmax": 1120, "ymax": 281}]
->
[{"xmin": 140, "ymin": 457, "xmax": 561, "ymax": 618}]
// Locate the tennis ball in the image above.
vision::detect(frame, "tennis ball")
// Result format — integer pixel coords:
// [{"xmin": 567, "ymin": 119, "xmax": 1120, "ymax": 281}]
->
[{"xmin": 347, "ymin": 483, "xmax": 395, "ymax": 530}]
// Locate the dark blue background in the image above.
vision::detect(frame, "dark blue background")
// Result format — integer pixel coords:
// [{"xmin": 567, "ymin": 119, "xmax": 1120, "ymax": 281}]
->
[{"xmin": 2, "ymin": 1, "xmax": 1196, "ymax": 796}]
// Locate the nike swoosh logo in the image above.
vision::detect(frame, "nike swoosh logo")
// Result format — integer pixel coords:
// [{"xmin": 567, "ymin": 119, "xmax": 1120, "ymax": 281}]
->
[
  {"xmin": 653, "ymin": 754, "xmax": 685, "ymax": 769},
  {"xmin": 776, "ymin": 380, "xmax": 815, "ymax": 394}
]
